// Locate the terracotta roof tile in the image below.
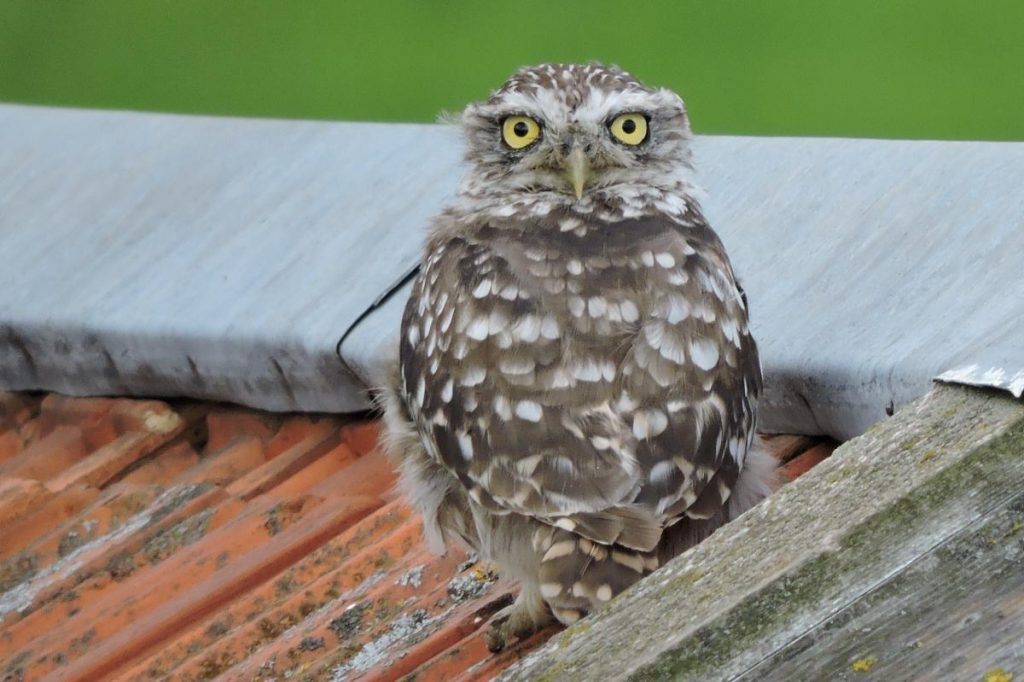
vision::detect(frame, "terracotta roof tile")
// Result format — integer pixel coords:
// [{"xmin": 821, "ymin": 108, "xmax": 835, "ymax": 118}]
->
[{"xmin": 0, "ymin": 391, "xmax": 836, "ymax": 681}]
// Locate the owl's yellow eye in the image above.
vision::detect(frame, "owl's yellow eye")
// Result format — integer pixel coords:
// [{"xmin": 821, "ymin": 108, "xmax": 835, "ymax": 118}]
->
[
  {"xmin": 501, "ymin": 116, "xmax": 542, "ymax": 149},
  {"xmin": 608, "ymin": 113, "xmax": 648, "ymax": 145}
]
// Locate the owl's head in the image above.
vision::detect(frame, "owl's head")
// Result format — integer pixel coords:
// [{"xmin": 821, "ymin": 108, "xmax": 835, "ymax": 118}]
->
[{"xmin": 459, "ymin": 63, "xmax": 694, "ymax": 210}]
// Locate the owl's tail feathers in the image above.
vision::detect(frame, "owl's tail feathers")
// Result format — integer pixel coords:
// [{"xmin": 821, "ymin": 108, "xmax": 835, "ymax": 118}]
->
[
  {"xmin": 727, "ymin": 437, "xmax": 781, "ymax": 522},
  {"xmin": 553, "ymin": 506, "xmax": 663, "ymax": 553}
]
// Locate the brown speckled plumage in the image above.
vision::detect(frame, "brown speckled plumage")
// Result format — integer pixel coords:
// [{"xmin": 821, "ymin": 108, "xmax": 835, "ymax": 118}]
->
[{"xmin": 383, "ymin": 63, "xmax": 774, "ymax": 650}]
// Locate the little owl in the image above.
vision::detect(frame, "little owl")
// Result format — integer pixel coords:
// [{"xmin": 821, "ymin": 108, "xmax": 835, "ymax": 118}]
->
[{"xmin": 383, "ymin": 63, "xmax": 774, "ymax": 651}]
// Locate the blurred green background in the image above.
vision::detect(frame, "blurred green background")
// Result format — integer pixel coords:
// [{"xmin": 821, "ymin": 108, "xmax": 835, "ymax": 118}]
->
[{"xmin": 2, "ymin": 1, "xmax": 1022, "ymax": 140}]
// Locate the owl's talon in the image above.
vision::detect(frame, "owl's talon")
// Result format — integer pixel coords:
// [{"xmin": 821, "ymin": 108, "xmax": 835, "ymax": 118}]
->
[
  {"xmin": 484, "ymin": 588, "xmax": 553, "ymax": 653},
  {"xmin": 486, "ymin": 614, "xmax": 539, "ymax": 653}
]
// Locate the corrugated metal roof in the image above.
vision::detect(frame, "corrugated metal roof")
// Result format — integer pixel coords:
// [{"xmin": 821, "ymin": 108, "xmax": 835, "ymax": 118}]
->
[{"xmin": 2, "ymin": 105, "xmax": 1023, "ymax": 439}]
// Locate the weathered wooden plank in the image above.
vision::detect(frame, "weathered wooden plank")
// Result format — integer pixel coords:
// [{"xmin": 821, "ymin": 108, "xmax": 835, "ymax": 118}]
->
[
  {"xmin": 500, "ymin": 385, "xmax": 1024, "ymax": 681},
  {"xmin": 745, "ymin": 491, "xmax": 1024, "ymax": 681}
]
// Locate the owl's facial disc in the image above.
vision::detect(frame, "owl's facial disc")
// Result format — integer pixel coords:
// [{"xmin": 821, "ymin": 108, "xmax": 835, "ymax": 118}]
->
[{"xmin": 461, "ymin": 64, "xmax": 694, "ymax": 206}]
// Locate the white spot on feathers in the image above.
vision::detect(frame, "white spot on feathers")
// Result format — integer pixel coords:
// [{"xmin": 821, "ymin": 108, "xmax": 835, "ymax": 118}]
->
[
  {"xmin": 515, "ymin": 400, "xmax": 543, "ymax": 422},
  {"xmin": 690, "ymin": 338, "xmax": 720, "ymax": 370},
  {"xmin": 472, "ymin": 279, "xmax": 492, "ymax": 298}
]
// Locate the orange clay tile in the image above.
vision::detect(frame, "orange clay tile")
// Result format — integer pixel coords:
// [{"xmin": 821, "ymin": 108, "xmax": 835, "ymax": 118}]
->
[
  {"xmin": 759, "ymin": 434, "xmax": 817, "ymax": 463},
  {"xmin": 0, "ymin": 429, "xmax": 23, "ymax": 463},
  {"xmin": 779, "ymin": 441, "xmax": 838, "ymax": 481},
  {"xmin": 0, "ymin": 390, "xmax": 837, "ymax": 681}
]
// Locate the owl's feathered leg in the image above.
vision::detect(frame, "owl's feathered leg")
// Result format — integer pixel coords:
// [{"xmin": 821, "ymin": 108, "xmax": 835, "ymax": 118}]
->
[
  {"xmin": 381, "ymin": 381, "xmax": 555, "ymax": 652},
  {"xmin": 379, "ymin": 383, "xmax": 478, "ymax": 552},
  {"xmin": 726, "ymin": 439, "xmax": 779, "ymax": 521},
  {"xmin": 484, "ymin": 580, "xmax": 550, "ymax": 652},
  {"xmin": 469, "ymin": 507, "xmax": 555, "ymax": 651}
]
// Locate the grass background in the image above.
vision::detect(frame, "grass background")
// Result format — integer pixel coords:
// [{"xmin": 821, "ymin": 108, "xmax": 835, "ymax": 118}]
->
[{"xmin": 1, "ymin": 1, "xmax": 1022, "ymax": 140}]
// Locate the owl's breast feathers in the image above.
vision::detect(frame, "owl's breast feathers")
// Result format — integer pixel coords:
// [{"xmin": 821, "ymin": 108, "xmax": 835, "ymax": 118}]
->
[{"xmin": 399, "ymin": 210, "xmax": 760, "ymax": 552}]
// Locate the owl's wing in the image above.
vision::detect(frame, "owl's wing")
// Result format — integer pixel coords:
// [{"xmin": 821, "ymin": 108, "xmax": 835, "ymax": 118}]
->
[
  {"xmin": 400, "ymin": 223, "xmax": 758, "ymax": 553},
  {"xmin": 620, "ymin": 223, "xmax": 762, "ymax": 528},
  {"xmin": 400, "ymin": 234, "xmax": 659, "ymax": 550}
]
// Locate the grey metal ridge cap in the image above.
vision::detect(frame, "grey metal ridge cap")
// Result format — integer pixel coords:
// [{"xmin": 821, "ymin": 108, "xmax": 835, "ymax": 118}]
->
[
  {"xmin": 0, "ymin": 103, "xmax": 461, "ymax": 412},
  {"xmin": 2, "ymin": 104, "xmax": 1023, "ymax": 430}
]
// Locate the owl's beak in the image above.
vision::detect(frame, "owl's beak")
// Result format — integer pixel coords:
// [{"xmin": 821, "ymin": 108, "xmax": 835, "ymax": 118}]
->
[{"xmin": 565, "ymin": 145, "xmax": 590, "ymax": 200}]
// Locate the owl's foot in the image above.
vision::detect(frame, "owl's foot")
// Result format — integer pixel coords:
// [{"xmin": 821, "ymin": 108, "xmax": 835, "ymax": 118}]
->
[{"xmin": 485, "ymin": 586, "xmax": 553, "ymax": 653}]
